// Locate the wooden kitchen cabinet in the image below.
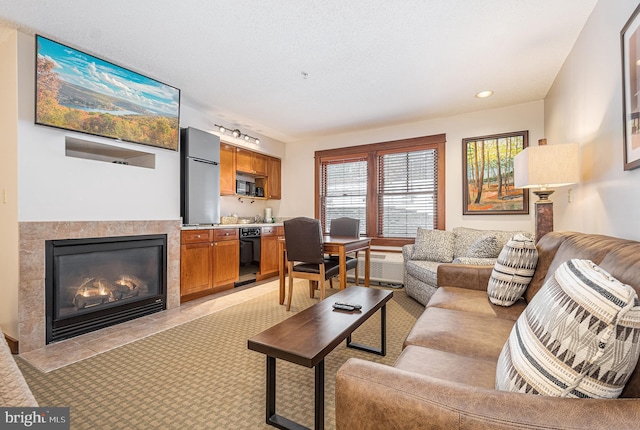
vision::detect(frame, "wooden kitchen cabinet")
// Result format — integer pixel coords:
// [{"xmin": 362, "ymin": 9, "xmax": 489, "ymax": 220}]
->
[
  {"xmin": 219, "ymin": 143, "xmax": 236, "ymax": 195},
  {"xmin": 223, "ymin": 144, "xmax": 281, "ymax": 200},
  {"xmin": 180, "ymin": 228, "xmax": 239, "ymax": 302},
  {"xmin": 180, "ymin": 230, "xmax": 214, "ymax": 300},
  {"xmin": 236, "ymin": 147, "xmax": 267, "ymax": 176},
  {"xmin": 212, "ymin": 228, "xmax": 239, "ymax": 287},
  {"xmin": 257, "ymin": 226, "xmax": 284, "ymax": 280},
  {"xmin": 266, "ymin": 156, "xmax": 281, "ymax": 199}
]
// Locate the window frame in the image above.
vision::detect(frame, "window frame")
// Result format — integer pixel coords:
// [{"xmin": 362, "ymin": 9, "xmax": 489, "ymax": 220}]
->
[{"xmin": 315, "ymin": 134, "xmax": 446, "ymax": 247}]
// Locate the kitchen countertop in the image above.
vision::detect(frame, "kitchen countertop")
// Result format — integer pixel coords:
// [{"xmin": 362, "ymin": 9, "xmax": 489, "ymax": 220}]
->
[{"xmin": 182, "ymin": 222, "xmax": 284, "ymax": 230}]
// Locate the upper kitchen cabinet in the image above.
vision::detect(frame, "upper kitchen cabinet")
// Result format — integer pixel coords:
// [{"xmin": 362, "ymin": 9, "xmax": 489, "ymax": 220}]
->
[
  {"xmin": 220, "ymin": 143, "xmax": 236, "ymax": 195},
  {"xmin": 236, "ymin": 147, "xmax": 267, "ymax": 176},
  {"xmin": 267, "ymin": 156, "xmax": 281, "ymax": 200}
]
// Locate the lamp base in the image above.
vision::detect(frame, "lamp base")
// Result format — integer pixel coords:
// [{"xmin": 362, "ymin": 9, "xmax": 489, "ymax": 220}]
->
[{"xmin": 534, "ymin": 200, "xmax": 553, "ymax": 243}]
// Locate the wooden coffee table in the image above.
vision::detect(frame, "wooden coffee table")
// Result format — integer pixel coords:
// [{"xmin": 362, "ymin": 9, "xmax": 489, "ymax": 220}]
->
[{"xmin": 247, "ymin": 286, "xmax": 393, "ymax": 430}]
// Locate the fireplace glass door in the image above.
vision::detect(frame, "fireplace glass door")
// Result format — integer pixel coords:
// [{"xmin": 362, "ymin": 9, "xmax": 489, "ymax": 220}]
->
[{"xmin": 46, "ymin": 235, "xmax": 167, "ymax": 343}]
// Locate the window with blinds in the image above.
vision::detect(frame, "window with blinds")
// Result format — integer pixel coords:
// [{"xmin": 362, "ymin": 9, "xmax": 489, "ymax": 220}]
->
[
  {"xmin": 378, "ymin": 149, "xmax": 438, "ymax": 237},
  {"xmin": 319, "ymin": 157, "xmax": 367, "ymax": 234},
  {"xmin": 315, "ymin": 133, "xmax": 445, "ymax": 242}
]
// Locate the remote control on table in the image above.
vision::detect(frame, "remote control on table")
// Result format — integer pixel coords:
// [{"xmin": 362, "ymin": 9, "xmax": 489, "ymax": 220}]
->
[
  {"xmin": 332, "ymin": 303, "xmax": 356, "ymax": 311},
  {"xmin": 334, "ymin": 301, "xmax": 362, "ymax": 310}
]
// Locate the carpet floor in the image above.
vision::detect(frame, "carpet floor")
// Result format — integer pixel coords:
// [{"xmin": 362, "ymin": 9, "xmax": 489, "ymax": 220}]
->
[{"xmin": 17, "ymin": 281, "xmax": 424, "ymax": 429}]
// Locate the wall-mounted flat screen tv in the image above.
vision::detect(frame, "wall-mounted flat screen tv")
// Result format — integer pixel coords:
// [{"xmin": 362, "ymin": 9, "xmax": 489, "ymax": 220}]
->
[{"xmin": 35, "ymin": 35, "xmax": 180, "ymax": 151}]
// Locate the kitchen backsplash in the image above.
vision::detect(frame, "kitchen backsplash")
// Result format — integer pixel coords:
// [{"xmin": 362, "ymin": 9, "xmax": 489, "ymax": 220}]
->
[{"xmin": 220, "ymin": 195, "xmax": 280, "ymax": 221}]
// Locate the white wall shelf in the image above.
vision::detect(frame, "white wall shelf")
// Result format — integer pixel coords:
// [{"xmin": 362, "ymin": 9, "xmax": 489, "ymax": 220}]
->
[{"xmin": 65, "ymin": 136, "xmax": 156, "ymax": 169}]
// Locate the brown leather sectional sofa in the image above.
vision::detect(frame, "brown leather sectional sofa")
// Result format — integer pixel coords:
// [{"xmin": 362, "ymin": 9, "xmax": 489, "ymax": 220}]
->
[{"xmin": 336, "ymin": 231, "xmax": 640, "ymax": 429}]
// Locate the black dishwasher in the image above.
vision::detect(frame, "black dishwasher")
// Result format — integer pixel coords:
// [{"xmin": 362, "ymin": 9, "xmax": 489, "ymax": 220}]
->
[{"xmin": 237, "ymin": 227, "xmax": 261, "ymax": 286}]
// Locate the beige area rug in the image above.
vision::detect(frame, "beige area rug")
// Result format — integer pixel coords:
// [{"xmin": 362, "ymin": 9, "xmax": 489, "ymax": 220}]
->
[{"xmin": 17, "ymin": 281, "xmax": 424, "ymax": 429}]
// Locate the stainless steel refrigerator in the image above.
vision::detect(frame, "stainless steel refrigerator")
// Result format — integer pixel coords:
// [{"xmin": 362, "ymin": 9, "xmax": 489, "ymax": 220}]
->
[{"xmin": 180, "ymin": 127, "xmax": 221, "ymax": 225}]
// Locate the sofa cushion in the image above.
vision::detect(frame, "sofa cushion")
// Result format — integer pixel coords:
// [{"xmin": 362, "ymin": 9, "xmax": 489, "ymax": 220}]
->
[
  {"xmin": 404, "ymin": 307, "xmax": 516, "ymax": 360},
  {"xmin": 394, "ymin": 345, "xmax": 497, "ymax": 389},
  {"xmin": 411, "ymin": 228, "xmax": 454, "ymax": 262},
  {"xmin": 487, "ymin": 234, "xmax": 538, "ymax": 306},
  {"xmin": 452, "ymin": 227, "xmax": 530, "ymax": 260},
  {"xmin": 496, "ymin": 259, "xmax": 640, "ymax": 398},
  {"xmin": 427, "ymin": 286, "xmax": 526, "ymax": 321},
  {"xmin": 452, "ymin": 256, "xmax": 499, "ymax": 265},
  {"xmin": 466, "ymin": 234, "xmax": 502, "ymax": 258}
]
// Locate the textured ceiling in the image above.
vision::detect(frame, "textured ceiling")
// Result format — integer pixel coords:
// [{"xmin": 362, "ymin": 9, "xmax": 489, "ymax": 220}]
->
[{"xmin": 0, "ymin": 0, "xmax": 597, "ymax": 143}]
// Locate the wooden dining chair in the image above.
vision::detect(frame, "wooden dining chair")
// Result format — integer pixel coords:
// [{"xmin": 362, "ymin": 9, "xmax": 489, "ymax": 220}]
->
[
  {"xmin": 328, "ymin": 217, "xmax": 360, "ymax": 288},
  {"xmin": 283, "ymin": 217, "xmax": 341, "ymax": 311}
]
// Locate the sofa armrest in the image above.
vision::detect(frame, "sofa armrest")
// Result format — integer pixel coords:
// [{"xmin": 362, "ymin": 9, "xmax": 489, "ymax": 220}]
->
[
  {"xmin": 335, "ymin": 358, "xmax": 640, "ymax": 430},
  {"xmin": 0, "ymin": 335, "xmax": 38, "ymax": 407},
  {"xmin": 437, "ymin": 263, "xmax": 493, "ymax": 291}
]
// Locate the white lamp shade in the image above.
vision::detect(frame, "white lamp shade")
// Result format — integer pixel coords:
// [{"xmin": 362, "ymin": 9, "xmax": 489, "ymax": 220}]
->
[{"xmin": 514, "ymin": 143, "xmax": 579, "ymax": 189}]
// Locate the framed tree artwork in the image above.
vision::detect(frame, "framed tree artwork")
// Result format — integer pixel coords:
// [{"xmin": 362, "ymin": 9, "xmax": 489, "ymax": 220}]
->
[
  {"xmin": 621, "ymin": 3, "xmax": 640, "ymax": 170},
  {"xmin": 462, "ymin": 131, "xmax": 529, "ymax": 215}
]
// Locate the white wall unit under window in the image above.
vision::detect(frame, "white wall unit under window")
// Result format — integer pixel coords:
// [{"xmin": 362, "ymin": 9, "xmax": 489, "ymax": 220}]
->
[{"xmin": 345, "ymin": 251, "xmax": 404, "ymax": 285}]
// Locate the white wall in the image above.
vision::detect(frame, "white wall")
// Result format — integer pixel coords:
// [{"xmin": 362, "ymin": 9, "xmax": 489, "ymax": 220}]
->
[
  {"xmin": 545, "ymin": 0, "xmax": 640, "ymax": 240},
  {"xmin": 280, "ymin": 101, "xmax": 544, "ymax": 234},
  {"xmin": 0, "ymin": 27, "xmax": 19, "ymax": 338}
]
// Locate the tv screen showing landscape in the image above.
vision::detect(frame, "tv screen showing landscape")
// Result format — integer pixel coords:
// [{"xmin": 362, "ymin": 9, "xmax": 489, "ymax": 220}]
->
[{"xmin": 35, "ymin": 35, "xmax": 180, "ymax": 151}]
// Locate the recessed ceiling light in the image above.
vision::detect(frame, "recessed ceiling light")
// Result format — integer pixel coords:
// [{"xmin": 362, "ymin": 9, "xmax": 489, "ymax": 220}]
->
[{"xmin": 475, "ymin": 90, "xmax": 494, "ymax": 98}]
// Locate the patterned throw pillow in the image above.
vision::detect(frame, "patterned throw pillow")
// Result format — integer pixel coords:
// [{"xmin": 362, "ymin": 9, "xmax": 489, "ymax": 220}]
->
[
  {"xmin": 466, "ymin": 235, "xmax": 501, "ymax": 258},
  {"xmin": 487, "ymin": 234, "xmax": 538, "ymax": 306},
  {"xmin": 496, "ymin": 259, "xmax": 640, "ymax": 398},
  {"xmin": 411, "ymin": 228, "xmax": 454, "ymax": 263}
]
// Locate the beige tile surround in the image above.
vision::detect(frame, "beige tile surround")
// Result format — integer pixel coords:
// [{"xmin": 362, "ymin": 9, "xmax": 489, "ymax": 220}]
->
[{"xmin": 18, "ymin": 220, "xmax": 182, "ymax": 354}]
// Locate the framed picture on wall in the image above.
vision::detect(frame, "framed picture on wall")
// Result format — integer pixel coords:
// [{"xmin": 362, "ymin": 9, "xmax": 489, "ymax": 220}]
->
[
  {"xmin": 462, "ymin": 131, "xmax": 529, "ymax": 215},
  {"xmin": 621, "ymin": 3, "xmax": 640, "ymax": 171}
]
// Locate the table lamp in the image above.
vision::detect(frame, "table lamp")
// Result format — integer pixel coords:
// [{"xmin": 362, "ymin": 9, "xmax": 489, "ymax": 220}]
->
[{"xmin": 514, "ymin": 139, "xmax": 579, "ymax": 242}]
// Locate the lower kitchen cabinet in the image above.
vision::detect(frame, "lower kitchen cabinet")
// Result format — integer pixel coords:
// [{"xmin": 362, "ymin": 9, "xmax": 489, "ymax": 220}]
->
[
  {"xmin": 257, "ymin": 226, "xmax": 284, "ymax": 280},
  {"xmin": 212, "ymin": 230, "xmax": 239, "ymax": 287},
  {"xmin": 180, "ymin": 228, "xmax": 239, "ymax": 302}
]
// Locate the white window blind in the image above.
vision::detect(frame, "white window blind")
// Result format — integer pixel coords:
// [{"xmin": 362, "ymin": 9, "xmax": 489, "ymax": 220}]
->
[
  {"xmin": 378, "ymin": 149, "xmax": 438, "ymax": 237},
  {"xmin": 320, "ymin": 157, "xmax": 367, "ymax": 234}
]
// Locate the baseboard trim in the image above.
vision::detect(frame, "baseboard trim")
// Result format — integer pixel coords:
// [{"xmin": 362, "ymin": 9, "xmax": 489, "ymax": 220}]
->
[{"xmin": 4, "ymin": 334, "xmax": 19, "ymax": 355}]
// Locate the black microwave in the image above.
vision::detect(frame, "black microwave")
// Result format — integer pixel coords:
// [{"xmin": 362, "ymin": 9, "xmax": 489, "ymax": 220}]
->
[{"xmin": 236, "ymin": 180, "xmax": 256, "ymax": 196}]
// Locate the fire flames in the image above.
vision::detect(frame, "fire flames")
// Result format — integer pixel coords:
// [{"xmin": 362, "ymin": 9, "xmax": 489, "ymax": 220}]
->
[{"xmin": 73, "ymin": 275, "xmax": 143, "ymax": 309}]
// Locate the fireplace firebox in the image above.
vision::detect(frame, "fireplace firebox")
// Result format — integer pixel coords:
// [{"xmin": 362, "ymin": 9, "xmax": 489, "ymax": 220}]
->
[{"xmin": 45, "ymin": 234, "xmax": 167, "ymax": 343}]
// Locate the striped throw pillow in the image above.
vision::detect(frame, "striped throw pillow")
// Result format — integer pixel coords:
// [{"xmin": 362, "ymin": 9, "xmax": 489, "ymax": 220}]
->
[
  {"xmin": 487, "ymin": 234, "xmax": 538, "ymax": 306},
  {"xmin": 496, "ymin": 259, "xmax": 640, "ymax": 398}
]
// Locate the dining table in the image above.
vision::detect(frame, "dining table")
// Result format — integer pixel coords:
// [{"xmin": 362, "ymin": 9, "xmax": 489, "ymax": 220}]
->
[{"xmin": 277, "ymin": 236, "xmax": 372, "ymax": 305}]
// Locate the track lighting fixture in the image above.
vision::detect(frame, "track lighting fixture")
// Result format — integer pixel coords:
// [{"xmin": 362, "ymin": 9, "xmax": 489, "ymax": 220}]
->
[{"xmin": 215, "ymin": 124, "xmax": 260, "ymax": 145}]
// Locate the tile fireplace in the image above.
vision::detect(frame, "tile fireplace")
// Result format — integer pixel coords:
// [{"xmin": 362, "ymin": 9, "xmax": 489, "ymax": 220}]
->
[{"xmin": 18, "ymin": 220, "xmax": 181, "ymax": 353}]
